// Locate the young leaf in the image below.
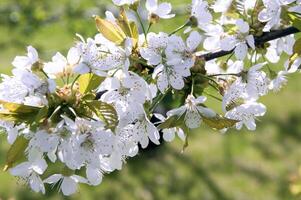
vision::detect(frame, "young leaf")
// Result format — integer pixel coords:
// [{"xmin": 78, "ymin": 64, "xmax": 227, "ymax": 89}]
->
[
  {"xmin": 293, "ymin": 38, "xmax": 301, "ymax": 55},
  {"xmin": 34, "ymin": 106, "xmax": 49, "ymax": 123},
  {"xmin": 85, "ymin": 100, "xmax": 119, "ymax": 131},
  {"xmin": 157, "ymin": 114, "xmax": 185, "ymax": 130},
  {"xmin": 3, "ymin": 136, "xmax": 29, "ymax": 171},
  {"xmin": 287, "ymin": 38, "xmax": 301, "ymax": 71},
  {"xmin": 117, "ymin": 8, "xmax": 139, "ymax": 46},
  {"xmin": 0, "ymin": 101, "xmax": 43, "ymax": 124},
  {"xmin": 202, "ymin": 115, "xmax": 238, "ymax": 130},
  {"xmin": 0, "ymin": 111, "xmax": 37, "ymax": 124},
  {"xmin": 78, "ymin": 73, "xmax": 104, "ymax": 94},
  {"xmin": 95, "ymin": 16, "xmax": 126, "ymax": 45},
  {"xmin": 0, "ymin": 100, "xmax": 41, "ymax": 113}
]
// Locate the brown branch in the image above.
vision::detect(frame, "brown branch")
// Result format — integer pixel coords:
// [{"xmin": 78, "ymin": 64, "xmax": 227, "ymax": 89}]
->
[{"xmin": 200, "ymin": 26, "xmax": 300, "ymax": 61}]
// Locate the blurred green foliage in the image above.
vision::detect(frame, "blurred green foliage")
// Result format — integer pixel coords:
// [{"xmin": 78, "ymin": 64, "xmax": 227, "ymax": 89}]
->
[{"xmin": 1, "ymin": 0, "xmax": 301, "ymax": 199}]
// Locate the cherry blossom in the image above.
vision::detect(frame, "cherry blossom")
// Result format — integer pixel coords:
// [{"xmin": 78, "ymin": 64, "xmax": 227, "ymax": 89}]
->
[
  {"xmin": 220, "ymin": 19, "xmax": 255, "ymax": 60},
  {"xmin": 146, "ymin": 0, "xmax": 175, "ymax": 20},
  {"xmin": 44, "ymin": 174, "xmax": 87, "ymax": 196},
  {"xmin": 12, "ymin": 46, "xmax": 39, "ymax": 70},
  {"xmin": 0, "ymin": 0, "xmax": 300, "ymax": 196}
]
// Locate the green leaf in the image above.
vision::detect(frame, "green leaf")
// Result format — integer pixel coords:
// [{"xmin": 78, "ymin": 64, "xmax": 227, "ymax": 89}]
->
[
  {"xmin": 0, "ymin": 111, "xmax": 37, "ymax": 124},
  {"xmin": 0, "ymin": 101, "xmax": 43, "ymax": 124},
  {"xmin": 3, "ymin": 136, "xmax": 29, "ymax": 171},
  {"xmin": 78, "ymin": 73, "xmax": 104, "ymax": 94},
  {"xmin": 294, "ymin": 38, "xmax": 301, "ymax": 55},
  {"xmin": 181, "ymin": 126, "xmax": 189, "ymax": 153},
  {"xmin": 95, "ymin": 16, "xmax": 126, "ymax": 45},
  {"xmin": 34, "ymin": 106, "xmax": 49, "ymax": 123},
  {"xmin": 157, "ymin": 114, "xmax": 185, "ymax": 130},
  {"xmin": 0, "ymin": 100, "xmax": 41, "ymax": 113},
  {"xmin": 287, "ymin": 38, "xmax": 301, "ymax": 71},
  {"xmin": 85, "ymin": 100, "xmax": 119, "ymax": 131},
  {"xmin": 117, "ymin": 8, "xmax": 139, "ymax": 47},
  {"xmin": 203, "ymin": 115, "xmax": 238, "ymax": 130},
  {"xmin": 289, "ymin": 14, "xmax": 301, "ymax": 31}
]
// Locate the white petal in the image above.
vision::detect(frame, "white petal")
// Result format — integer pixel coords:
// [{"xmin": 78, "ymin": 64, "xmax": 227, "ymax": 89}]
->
[
  {"xmin": 220, "ymin": 37, "xmax": 237, "ymax": 51},
  {"xmin": 12, "ymin": 56, "xmax": 30, "ymax": 69},
  {"xmin": 162, "ymin": 129, "xmax": 175, "ymax": 142},
  {"xmin": 47, "ymin": 151, "xmax": 57, "ymax": 163},
  {"xmin": 147, "ymin": 121, "xmax": 160, "ymax": 145},
  {"xmin": 246, "ymin": 35, "xmax": 255, "ymax": 49},
  {"xmin": 186, "ymin": 31, "xmax": 202, "ymax": 52},
  {"xmin": 86, "ymin": 167, "xmax": 102, "ymax": 186},
  {"xmin": 146, "ymin": 0, "xmax": 158, "ymax": 12},
  {"xmin": 67, "ymin": 47, "xmax": 80, "ymax": 65},
  {"xmin": 203, "ymin": 37, "xmax": 220, "ymax": 51},
  {"xmin": 195, "ymin": 96, "xmax": 207, "ymax": 104},
  {"xmin": 73, "ymin": 63, "xmax": 90, "ymax": 74},
  {"xmin": 27, "ymin": 46, "xmax": 39, "ymax": 62},
  {"xmin": 235, "ymin": 43, "xmax": 248, "ymax": 60},
  {"xmin": 169, "ymin": 72, "xmax": 184, "ymax": 90},
  {"xmin": 43, "ymin": 174, "xmax": 62, "ymax": 184},
  {"xmin": 258, "ymin": 9, "xmax": 271, "ymax": 22},
  {"xmin": 9, "ymin": 162, "xmax": 31, "ymax": 177},
  {"xmin": 185, "ymin": 110, "xmax": 201, "ymax": 129},
  {"xmin": 167, "ymin": 106, "xmax": 186, "ymax": 117},
  {"xmin": 7, "ymin": 128, "xmax": 18, "ymax": 144},
  {"xmin": 61, "ymin": 177, "xmax": 78, "ymax": 196},
  {"xmin": 177, "ymin": 128, "xmax": 186, "ymax": 141},
  {"xmin": 236, "ymin": 19, "xmax": 249, "ymax": 34},
  {"xmin": 32, "ymin": 159, "xmax": 48, "ymax": 175},
  {"xmin": 105, "ymin": 11, "xmax": 116, "ymax": 23},
  {"xmin": 30, "ymin": 174, "xmax": 45, "ymax": 194},
  {"xmin": 157, "ymin": 71, "xmax": 169, "ymax": 93},
  {"xmin": 245, "ymin": 118, "xmax": 256, "ymax": 131},
  {"xmin": 197, "ymin": 106, "xmax": 216, "ymax": 118},
  {"xmin": 156, "ymin": 3, "xmax": 173, "ymax": 18}
]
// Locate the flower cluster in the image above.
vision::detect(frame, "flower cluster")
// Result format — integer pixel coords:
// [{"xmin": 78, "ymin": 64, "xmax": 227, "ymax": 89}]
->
[{"xmin": 0, "ymin": 0, "xmax": 300, "ymax": 196}]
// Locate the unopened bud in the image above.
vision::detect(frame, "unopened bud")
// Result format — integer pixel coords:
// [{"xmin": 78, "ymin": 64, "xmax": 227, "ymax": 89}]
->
[
  {"xmin": 31, "ymin": 61, "xmax": 43, "ymax": 71},
  {"xmin": 189, "ymin": 16, "xmax": 198, "ymax": 28},
  {"xmin": 191, "ymin": 56, "xmax": 205, "ymax": 74},
  {"xmin": 129, "ymin": 1, "xmax": 139, "ymax": 11},
  {"xmin": 149, "ymin": 13, "xmax": 160, "ymax": 24}
]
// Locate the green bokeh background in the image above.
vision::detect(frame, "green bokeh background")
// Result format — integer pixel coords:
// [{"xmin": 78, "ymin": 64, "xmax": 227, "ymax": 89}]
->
[{"xmin": 1, "ymin": 0, "xmax": 301, "ymax": 199}]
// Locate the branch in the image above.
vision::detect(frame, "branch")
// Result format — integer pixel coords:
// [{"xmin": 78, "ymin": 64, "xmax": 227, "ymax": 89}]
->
[
  {"xmin": 200, "ymin": 26, "xmax": 300, "ymax": 61},
  {"xmin": 96, "ymin": 27, "xmax": 300, "ymax": 100}
]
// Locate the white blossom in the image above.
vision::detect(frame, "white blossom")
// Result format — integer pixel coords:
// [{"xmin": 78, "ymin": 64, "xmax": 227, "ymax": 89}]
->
[
  {"xmin": 10, "ymin": 157, "xmax": 47, "ymax": 194},
  {"xmin": 44, "ymin": 47, "xmax": 80, "ymax": 79},
  {"xmin": 140, "ymin": 32, "xmax": 169, "ymax": 66},
  {"xmin": 146, "ymin": 0, "xmax": 175, "ymax": 19},
  {"xmin": 220, "ymin": 19, "xmax": 255, "ymax": 60},
  {"xmin": 258, "ymin": 0, "xmax": 296, "ymax": 32},
  {"xmin": 154, "ymin": 31, "xmax": 202, "ymax": 93},
  {"xmin": 167, "ymin": 95, "xmax": 215, "ymax": 129},
  {"xmin": 112, "ymin": 0, "xmax": 136, "ymax": 6},
  {"xmin": 225, "ymin": 101, "xmax": 266, "ymax": 130},
  {"xmin": 12, "ymin": 46, "xmax": 39, "ymax": 70},
  {"xmin": 191, "ymin": 0, "xmax": 212, "ymax": 29},
  {"xmin": 44, "ymin": 174, "xmax": 87, "ymax": 196}
]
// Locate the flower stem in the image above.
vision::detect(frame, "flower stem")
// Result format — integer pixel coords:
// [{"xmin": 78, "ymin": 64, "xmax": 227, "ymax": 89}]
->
[
  {"xmin": 208, "ymin": 73, "xmax": 240, "ymax": 77},
  {"xmin": 41, "ymin": 69, "xmax": 49, "ymax": 79},
  {"xmin": 168, "ymin": 21, "xmax": 190, "ymax": 36},
  {"xmin": 149, "ymin": 89, "xmax": 170, "ymax": 112},
  {"xmin": 147, "ymin": 22, "xmax": 152, "ymax": 34},
  {"xmin": 71, "ymin": 74, "xmax": 81, "ymax": 91},
  {"xmin": 135, "ymin": 11, "xmax": 147, "ymax": 39}
]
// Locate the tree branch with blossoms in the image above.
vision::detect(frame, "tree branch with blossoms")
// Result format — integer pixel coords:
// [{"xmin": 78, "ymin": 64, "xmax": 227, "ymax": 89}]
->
[
  {"xmin": 201, "ymin": 26, "xmax": 300, "ymax": 61},
  {"xmin": 0, "ymin": 0, "xmax": 301, "ymax": 196}
]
